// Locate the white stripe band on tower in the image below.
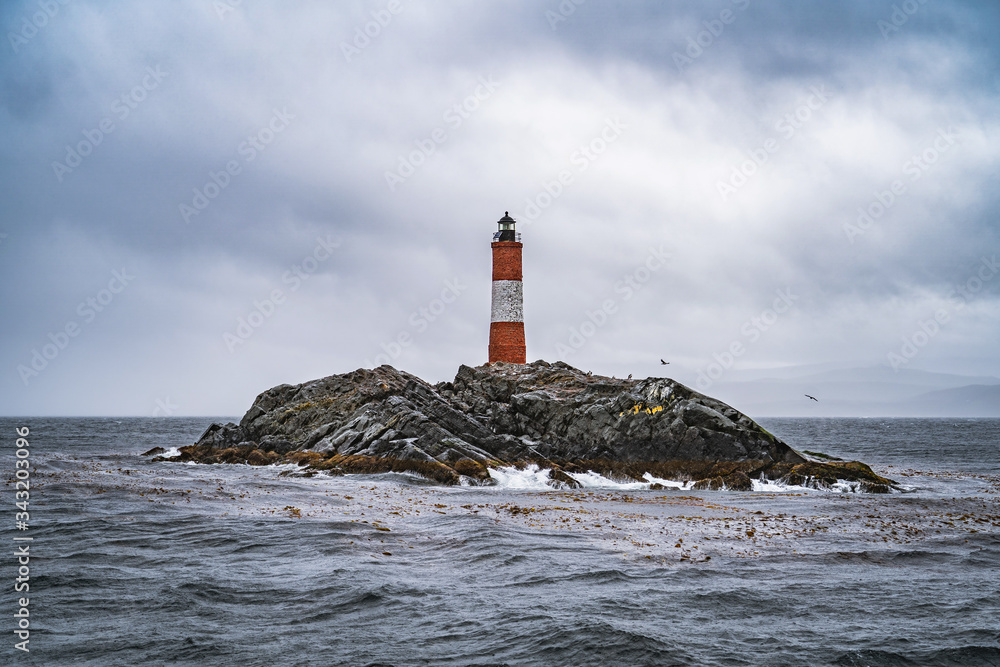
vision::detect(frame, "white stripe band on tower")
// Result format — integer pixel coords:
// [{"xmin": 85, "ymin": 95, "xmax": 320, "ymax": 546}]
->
[{"xmin": 491, "ymin": 280, "xmax": 523, "ymax": 322}]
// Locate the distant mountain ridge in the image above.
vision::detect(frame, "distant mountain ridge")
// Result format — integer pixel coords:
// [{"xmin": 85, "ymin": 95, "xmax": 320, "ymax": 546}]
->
[{"xmin": 705, "ymin": 366, "xmax": 1000, "ymax": 417}]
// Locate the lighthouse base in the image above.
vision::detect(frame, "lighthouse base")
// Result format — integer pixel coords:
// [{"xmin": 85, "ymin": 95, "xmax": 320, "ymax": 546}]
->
[{"xmin": 488, "ymin": 322, "xmax": 526, "ymax": 364}]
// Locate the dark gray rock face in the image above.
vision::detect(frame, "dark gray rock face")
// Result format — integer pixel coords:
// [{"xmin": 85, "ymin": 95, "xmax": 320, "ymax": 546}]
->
[
  {"xmin": 176, "ymin": 361, "xmax": 895, "ymax": 491},
  {"xmin": 441, "ymin": 362, "xmax": 803, "ymax": 464}
]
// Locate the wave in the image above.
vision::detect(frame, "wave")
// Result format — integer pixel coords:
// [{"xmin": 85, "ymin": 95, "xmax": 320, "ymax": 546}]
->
[
  {"xmin": 484, "ymin": 464, "xmax": 903, "ymax": 494},
  {"xmin": 484, "ymin": 464, "xmax": 695, "ymax": 491},
  {"xmin": 183, "ymin": 457, "xmax": 902, "ymax": 496},
  {"xmin": 753, "ymin": 477, "xmax": 905, "ymax": 494},
  {"xmin": 750, "ymin": 478, "xmax": 811, "ymax": 492},
  {"xmin": 835, "ymin": 645, "xmax": 1000, "ymax": 666},
  {"xmin": 486, "ymin": 464, "xmax": 686, "ymax": 490},
  {"xmin": 485, "ymin": 464, "xmax": 559, "ymax": 489}
]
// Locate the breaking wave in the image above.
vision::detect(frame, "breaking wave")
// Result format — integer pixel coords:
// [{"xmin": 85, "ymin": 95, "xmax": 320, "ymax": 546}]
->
[{"xmin": 485, "ymin": 464, "xmax": 899, "ymax": 494}]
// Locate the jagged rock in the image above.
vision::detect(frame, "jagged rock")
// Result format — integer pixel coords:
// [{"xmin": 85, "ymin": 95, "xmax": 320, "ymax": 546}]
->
[{"xmin": 178, "ymin": 361, "xmax": 897, "ymax": 491}]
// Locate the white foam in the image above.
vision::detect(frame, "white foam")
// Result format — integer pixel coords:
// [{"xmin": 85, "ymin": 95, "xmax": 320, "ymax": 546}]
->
[
  {"xmin": 487, "ymin": 464, "xmax": 556, "ymax": 489},
  {"xmin": 568, "ymin": 470, "xmax": 649, "ymax": 490},
  {"xmin": 160, "ymin": 447, "xmax": 182, "ymax": 458},
  {"xmin": 750, "ymin": 477, "xmax": 900, "ymax": 494},
  {"xmin": 831, "ymin": 479, "xmax": 868, "ymax": 493},
  {"xmin": 751, "ymin": 478, "xmax": 812, "ymax": 493},
  {"xmin": 481, "ymin": 466, "xmax": 900, "ymax": 495},
  {"xmin": 642, "ymin": 473, "xmax": 694, "ymax": 490},
  {"xmin": 485, "ymin": 465, "xmax": 695, "ymax": 490}
]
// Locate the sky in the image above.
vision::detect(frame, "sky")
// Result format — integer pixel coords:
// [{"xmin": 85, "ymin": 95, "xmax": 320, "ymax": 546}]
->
[{"xmin": 1, "ymin": 0, "xmax": 998, "ymax": 417}]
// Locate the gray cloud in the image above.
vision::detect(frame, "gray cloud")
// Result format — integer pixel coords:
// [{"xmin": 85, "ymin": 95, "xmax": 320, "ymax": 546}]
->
[{"xmin": 1, "ymin": 0, "xmax": 997, "ymax": 415}]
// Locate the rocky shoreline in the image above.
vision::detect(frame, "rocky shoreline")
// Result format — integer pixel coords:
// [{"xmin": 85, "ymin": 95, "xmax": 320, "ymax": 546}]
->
[{"xmin": 157, "ymin": 361, "xmax": 897, "ymax": 492}]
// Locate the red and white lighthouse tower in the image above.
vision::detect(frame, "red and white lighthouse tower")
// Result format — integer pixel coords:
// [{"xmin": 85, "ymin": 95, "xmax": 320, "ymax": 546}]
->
[{"xmin": 488, "ymin": 212, "xmax": 526, "ymax": 364}]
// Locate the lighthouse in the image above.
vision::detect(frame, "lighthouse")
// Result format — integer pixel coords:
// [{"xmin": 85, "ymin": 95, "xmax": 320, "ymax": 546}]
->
[{"xmin": 488, "ymin": 212, "xmax": 526, "ymax": 364}]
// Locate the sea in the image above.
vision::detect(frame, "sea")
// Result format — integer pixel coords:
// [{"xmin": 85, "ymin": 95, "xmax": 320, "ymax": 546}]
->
[{"xmin": 2, "ymin": 417, "xmax": 999, "ymax": 666}]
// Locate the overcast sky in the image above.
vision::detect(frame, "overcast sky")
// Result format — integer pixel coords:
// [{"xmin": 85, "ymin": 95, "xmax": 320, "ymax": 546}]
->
[{"xmin": 2, "ymin": 0, "xmax": 998, "ymax": 416}]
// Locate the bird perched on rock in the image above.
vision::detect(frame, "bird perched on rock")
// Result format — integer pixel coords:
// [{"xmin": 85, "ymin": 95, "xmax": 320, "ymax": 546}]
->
[{"xmin": 627, "ymin": 374, "xmax": 632, "ymax": 380}]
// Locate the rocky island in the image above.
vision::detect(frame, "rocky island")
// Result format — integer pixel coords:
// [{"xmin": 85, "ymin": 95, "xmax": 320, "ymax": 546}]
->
[{"xmin": 166, "ymin": 361, "xmax": 897, "ymax": 492}]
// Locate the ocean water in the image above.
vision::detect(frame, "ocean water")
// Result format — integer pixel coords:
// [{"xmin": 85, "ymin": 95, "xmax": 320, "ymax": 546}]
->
[{"xmin": 3, "ymin": 417, "xmax": 999, "ymax": 666}]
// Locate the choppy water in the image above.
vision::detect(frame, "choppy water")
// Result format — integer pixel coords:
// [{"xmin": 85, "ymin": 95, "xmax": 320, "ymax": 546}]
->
[{"xmin": 3, "ymin": 417, "xmax": 999, "ymax": 666}]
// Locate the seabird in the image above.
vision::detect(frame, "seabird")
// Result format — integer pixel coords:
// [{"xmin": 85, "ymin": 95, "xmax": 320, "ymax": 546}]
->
[
  {"xmin": 805, "ymin": 394, "xmax": 819, "ymax": 402},
  {"xmin": 627, "ymin": 374, "xmax": 632, "ymax": 380},
  {"xmin": 660, "ymin": 359, "xmax": 669, "ymax": 365}
]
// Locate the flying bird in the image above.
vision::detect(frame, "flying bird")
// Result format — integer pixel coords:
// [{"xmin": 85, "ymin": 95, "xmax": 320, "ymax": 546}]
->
[
  {"xmin": 805, "ymin": 394, "xmax": 819, "ymax": 402},
  {"xmin": 660, "ymin": 359, "xmax": 669, "ymax": 365}
]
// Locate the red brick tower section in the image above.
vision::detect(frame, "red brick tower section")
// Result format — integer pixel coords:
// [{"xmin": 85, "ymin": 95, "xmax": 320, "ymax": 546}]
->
[{"xmin": 489, "ymin": 212, "xmax": 526, "ymax": 364}]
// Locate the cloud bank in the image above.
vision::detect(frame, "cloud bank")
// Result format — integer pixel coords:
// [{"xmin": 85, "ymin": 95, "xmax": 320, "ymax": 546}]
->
[{"xmin": 1, "ymin": 0, "xmax": 997, "ymax": 415}]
